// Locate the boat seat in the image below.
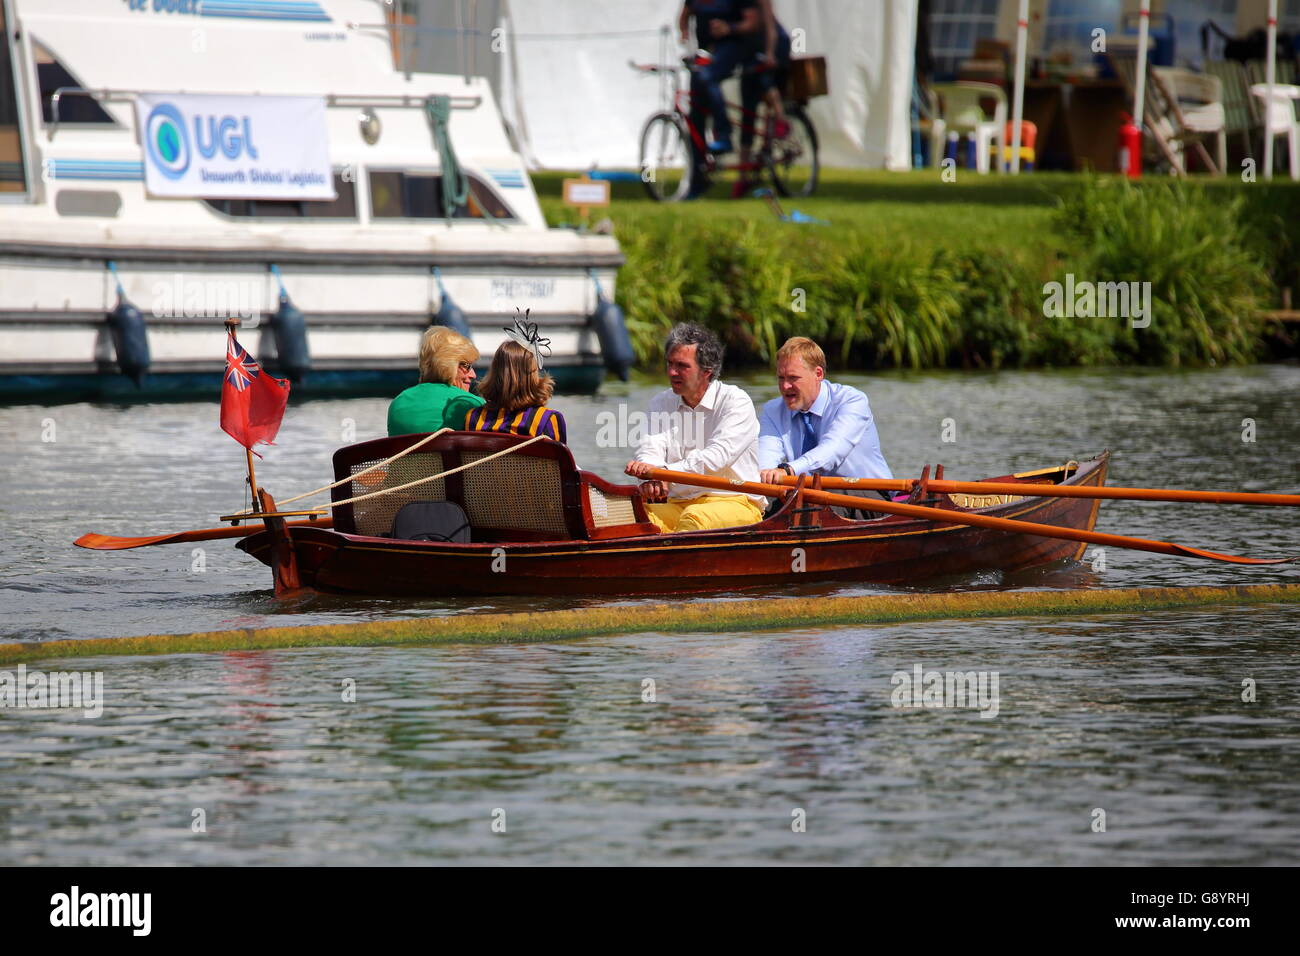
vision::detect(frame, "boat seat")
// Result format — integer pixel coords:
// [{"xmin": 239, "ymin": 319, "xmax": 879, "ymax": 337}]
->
[
  {"xmin": 391, "ymin": 501, "xmax": 471, "ymax": 543},
  {"xmin": 330, "ymin": 431, "xmax": 658, "ymax": 541}
]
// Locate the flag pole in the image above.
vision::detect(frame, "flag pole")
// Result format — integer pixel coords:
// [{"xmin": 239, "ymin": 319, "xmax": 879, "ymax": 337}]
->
[
  {"xmin": 246, "ymin": 447, "xmax": 260, "ymax": 510},
  {"xmin": 224, "ymin": 317, "xmax": 261, "ymax": 512}
]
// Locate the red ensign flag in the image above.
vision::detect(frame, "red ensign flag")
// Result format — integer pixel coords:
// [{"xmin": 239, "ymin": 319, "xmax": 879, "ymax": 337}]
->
[{"xmin": 221, "ymin": 332, "xmax": 289, "ymax": 451}]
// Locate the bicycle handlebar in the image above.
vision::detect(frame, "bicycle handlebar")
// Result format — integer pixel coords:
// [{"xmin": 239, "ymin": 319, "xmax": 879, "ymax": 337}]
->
[
  {"xmin": 629, "ymin": 54, "xmax": 780, "ymax": 76},
  {"xmin": 629, "ymin": 60, "xmax": 674, "ymax": 74}
]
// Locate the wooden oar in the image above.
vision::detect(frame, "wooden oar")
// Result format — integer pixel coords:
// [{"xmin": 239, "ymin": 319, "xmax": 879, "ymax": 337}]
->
[
  {"xmin": 75, "ymin": 516, "xmax": 335, "ymax": 551},
  {"xmin": 635, "ymin": 468, "xmax": 1294, "ymax": 566},
  {"xmin": 771, "ymin": 475, "xmax": 1300, "ymax": 507}
]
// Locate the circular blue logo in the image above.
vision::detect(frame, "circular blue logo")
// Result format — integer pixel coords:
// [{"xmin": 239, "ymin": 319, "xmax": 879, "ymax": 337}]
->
[{"xmin": 144, "ymin": 103, "xmax": 190, "ymax": 180}]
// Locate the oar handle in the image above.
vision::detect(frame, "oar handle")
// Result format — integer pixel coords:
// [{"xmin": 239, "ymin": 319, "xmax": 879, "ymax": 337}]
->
[
  {"xmin": 770, "ymin": 474, "xmax": 1300, "ymax": 507},
  {"xmin": 636, "ymin": 467, "xmax": 1294, "ymax": 566}
]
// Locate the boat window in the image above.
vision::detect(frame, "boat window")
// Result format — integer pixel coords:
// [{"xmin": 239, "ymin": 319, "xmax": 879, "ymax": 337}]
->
[
  {"xmin": 55, "ymin": 189, "xmax": 122, "ymax": 217},
  {"xmin": 202, "ymin": 172, "xmax": 358, "ymax": 219},
  {"xmin": 369, "ymin": 170, "xmax": 515, "ymax": 220},
  {"xmin": 0, "ymin": 7, "xmax": 26, "ymax": 192},
  {"xmin": 34, "ymin": 42, "xmax": 115, "ymax": 125}
]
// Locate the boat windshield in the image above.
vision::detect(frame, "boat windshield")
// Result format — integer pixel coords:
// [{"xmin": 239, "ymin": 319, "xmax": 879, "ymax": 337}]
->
[
  {"xmin": 369, "ymin": 170, "xmax": 516, "ymax": 220},
  {"xmin": 34, "ymin": 41, "xmax": 114, "ymax": 125}
]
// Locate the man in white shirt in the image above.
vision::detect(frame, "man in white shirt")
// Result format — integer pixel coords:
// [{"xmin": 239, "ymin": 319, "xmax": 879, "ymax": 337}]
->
[
  {"xmin": 758, "ymin": 337, "xmax": 892, "ymax": 506},
  {"xmin": 625, "ymin": 323, "xmax": 764, "ymax": 532}
]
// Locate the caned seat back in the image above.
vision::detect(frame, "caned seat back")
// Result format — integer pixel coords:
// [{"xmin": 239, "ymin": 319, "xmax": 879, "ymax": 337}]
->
[
  {"xmin": 345, "ymin": 451, "xmax": 447, "ymax": 539},
  {"xmin": 458, "ymin": 448, "xmax": 570, "ymax": 538},
  {"xmin": 330, "ymin": 431, "xmax": 656, "ymax": 541}
]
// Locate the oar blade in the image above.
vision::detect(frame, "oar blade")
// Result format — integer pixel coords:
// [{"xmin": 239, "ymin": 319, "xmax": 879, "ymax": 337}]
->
[
  {"xmin": 1171, "ymin": 544, "xmax": 1297, "ymax": 565},
  {"xmin": 75, "ymin": 516, "xmax": 334, "ymax": 551},
  {"xmin": 75, "ymin": 532, "xmax": 179, "ymax": 551}
]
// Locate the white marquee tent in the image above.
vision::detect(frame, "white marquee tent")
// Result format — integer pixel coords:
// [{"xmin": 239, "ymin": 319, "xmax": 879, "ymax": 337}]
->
[{"xmin": 413, "ymin": 0, "xmax": 918, "ymax": 171}]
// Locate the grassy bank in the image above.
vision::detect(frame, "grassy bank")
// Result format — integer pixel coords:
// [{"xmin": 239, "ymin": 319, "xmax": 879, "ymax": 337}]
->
[
  {"xmin": 532, "ymin": 169, "xmax": 1299, "ymax": 370},
  {"xmin": 4, "ymin": 584, "xmax": 1298, "ymax": 664}
]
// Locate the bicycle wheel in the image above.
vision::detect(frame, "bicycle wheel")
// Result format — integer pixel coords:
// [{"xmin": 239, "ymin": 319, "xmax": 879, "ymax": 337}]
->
[
  {"xmin": 639, "ymin": 111, "xmax": 694, "ymax": 202},
  {"xmin": 766, "ymin": 106, "xmax": 819, "ymax": 198}
]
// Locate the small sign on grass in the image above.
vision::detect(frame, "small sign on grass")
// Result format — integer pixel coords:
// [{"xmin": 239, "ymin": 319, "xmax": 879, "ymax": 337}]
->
[{"xmin": 562, "ymin": 176, "xmax": 610, "ymax": 228}]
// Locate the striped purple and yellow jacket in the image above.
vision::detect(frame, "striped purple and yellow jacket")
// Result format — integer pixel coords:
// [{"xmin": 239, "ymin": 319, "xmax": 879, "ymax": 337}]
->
[{"xmin": 464, "ymin": 405, "xmax": 567, "ymax": 444}]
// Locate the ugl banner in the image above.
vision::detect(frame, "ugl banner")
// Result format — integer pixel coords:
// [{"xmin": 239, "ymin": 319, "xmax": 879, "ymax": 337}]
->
[{"xmin": 135, "ymin": 93, "xmax": 334, "ymax": 200}]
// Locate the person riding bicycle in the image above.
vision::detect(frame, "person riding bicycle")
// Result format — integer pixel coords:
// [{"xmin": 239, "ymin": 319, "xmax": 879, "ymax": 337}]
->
[
  {"xmin": 678, "ymin": 0, "xmax": 763, "ymax": 196},
  {"xmin": 736, "ymin": 0, "xmax": 792, "ymax": 196}
]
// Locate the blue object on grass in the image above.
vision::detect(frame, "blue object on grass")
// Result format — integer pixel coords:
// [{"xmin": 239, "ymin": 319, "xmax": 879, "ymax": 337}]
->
[
  {"xmin": 786, "ymin": 209, "xmax": 829, "ymax": 225},
  {"xmin": 587, "ymin": 170, "xmax": 641, "ymax": 183},
  {"xmin": 751, "ymin": 187, "xmax": 828, "ymax": 225}
]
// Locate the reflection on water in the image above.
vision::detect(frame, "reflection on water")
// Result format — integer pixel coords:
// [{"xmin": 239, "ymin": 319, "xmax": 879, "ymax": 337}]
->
[
  {"xmin": 0, "ymin": 605, "xmax": 1295, "ymax": 865},
  {"xmin": 1, "ymin": 365, "xmax": 1297, "ymax": 642},
  {"xmin": 3, "ymin": 362, "xmax": 1296, "ymax": 866}
]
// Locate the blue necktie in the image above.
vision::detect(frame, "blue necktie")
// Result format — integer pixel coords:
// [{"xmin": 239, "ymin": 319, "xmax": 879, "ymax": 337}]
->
[{"xmin": 798, "ymin": 411, "xmax": 819, "ymax": 457}]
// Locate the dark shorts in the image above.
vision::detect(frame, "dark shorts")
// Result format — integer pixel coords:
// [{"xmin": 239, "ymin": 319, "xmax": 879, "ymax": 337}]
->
[{"xmin": 749, "ymin": 31, "xmax": 791, "ymax": 95}]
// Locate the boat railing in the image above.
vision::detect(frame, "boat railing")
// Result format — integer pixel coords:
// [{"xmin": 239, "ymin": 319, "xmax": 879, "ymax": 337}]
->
[{"xmin": 47, "ymin": 87, "xmax": 482, "ymax": 140}]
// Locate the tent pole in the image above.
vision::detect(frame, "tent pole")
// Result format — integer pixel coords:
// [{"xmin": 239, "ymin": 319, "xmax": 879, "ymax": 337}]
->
[
  {"xmin": 1009, "ymin": 0, "xmax": 1029, "ymax": 174},
  {"xmin": 1265, "ymin": 0, "xmax": 1278, "ymax": 180},
  {"xmin": 1133, "ymin": 0, "xmax": 1150, "ymax": 138}
]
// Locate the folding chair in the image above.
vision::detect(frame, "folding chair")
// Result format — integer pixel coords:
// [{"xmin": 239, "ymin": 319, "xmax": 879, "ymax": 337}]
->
[
  {"xmin": 1107, "ymin": 46, "xmax": 1220, "ymax": 175},
  {"xmin": 1206, "ymin": 59, "xmax": 1258, "ymax": 159},
  {"xmin": 1156, "ymin": 67, "xmax": 1228, "ymax": 174}
]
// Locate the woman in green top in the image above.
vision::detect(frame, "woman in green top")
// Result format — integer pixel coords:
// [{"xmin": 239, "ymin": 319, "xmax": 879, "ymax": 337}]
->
[{"xmin": 387, "ymin": 326, "xmax": 486, "ymax": 435}]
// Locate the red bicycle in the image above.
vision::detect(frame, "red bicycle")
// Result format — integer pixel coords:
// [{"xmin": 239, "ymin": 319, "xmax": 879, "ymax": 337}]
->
[{"xmin": 631, "ymin": 53, "xmax": 819, "ymax": 202}]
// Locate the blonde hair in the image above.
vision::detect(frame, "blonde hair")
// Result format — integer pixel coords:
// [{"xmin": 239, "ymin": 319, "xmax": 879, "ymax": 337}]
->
[
  {"xmin": 776, "ymin": 336, "xmax": 826, "ymax": 373},
  {"xmin": 418, "ymin": 326, "xmax": 479, "ymax": 386},
  {"xmin": 478, "ymin": 340, "xmax": 554, "ymax": 415}
]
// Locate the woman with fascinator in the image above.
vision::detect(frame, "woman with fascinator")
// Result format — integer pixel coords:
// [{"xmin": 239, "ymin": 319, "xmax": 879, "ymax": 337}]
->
[{"xmin": 464, "ymin": 314, "xmax": 568, "ymax": 443}]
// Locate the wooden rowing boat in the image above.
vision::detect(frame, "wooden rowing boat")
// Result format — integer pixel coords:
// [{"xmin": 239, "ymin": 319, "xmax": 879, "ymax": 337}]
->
[{"xmin": 236, "ymin": 431, "xmax": 1110, "ymax": 596}]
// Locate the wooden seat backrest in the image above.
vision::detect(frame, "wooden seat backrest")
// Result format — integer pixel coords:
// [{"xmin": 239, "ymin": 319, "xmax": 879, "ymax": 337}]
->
[{"xmin": 331, "ymin": 431, "xmax": 656, "ymax": 541}]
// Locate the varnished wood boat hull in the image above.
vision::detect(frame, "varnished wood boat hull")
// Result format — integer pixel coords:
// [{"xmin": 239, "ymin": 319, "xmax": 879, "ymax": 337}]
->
[{"xmin": 238, "ymin": 453, "xmax": 1109, "ymax": 597}]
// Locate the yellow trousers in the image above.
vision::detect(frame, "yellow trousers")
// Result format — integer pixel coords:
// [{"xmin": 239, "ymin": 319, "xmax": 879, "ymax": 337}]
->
[{"xmin": 646, "ymin": 494, "xmax": 764, "ymax": 533}]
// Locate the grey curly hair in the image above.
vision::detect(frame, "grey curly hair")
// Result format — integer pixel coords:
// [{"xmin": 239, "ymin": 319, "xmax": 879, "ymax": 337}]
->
[{"xmin": 664, "ymin": 323, "xmax": 724, "ymax": 381}]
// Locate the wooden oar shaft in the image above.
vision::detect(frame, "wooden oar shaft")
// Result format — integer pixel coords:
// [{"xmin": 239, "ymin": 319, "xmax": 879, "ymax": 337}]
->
[
  {"xmin": 773, "ymin": 475, "xmax": 1300, "ymax": 507},
  {"xmin": 75, "ymin": 516, "xmax": 334, "ymax": 551},
  {"xmin": 639, "ymin": 468, "xmax": 1293, "ymax": 566}
]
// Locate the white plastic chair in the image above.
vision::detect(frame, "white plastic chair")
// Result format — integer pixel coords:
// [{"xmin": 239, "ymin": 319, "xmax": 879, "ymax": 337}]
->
[
  {"xmin": 930, "ymin": 82, "xmax": 1007, "ymax": 175},
  {"xmin": 1250, "ymin": 83, "xmax": 1300, "ymax": 180}
]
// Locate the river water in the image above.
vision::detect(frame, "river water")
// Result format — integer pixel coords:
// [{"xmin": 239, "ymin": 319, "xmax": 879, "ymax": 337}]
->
[{"xmin": 1, "ymin": 365, "xmax": 1297, "ymax": 864}]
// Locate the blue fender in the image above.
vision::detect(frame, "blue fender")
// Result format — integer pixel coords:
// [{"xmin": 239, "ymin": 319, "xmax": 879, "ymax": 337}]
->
[
  {"xmin": 589, "ymin": 272, "xmax": 634, "ymax": 382},
  {"xmin": 105, "ymin": 262, "xmax": 150, "ymax": 386},
  {"xmin": 431, "ymin": 267, "xmax": 473, "ymax": 338},
  {"xmin": 269, "ymin": 266, "xmax": 311, "ymax": 382}
]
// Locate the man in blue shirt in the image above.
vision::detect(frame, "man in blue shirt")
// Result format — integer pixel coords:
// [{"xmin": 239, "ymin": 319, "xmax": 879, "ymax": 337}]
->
[{"xmin": 757, "ymin": 337, "xmax": 892, "ymax": 504}]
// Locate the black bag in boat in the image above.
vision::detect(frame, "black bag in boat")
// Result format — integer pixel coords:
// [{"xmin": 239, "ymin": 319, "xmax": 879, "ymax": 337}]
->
[{"xmin": 391, "ymin": 501, "xmax": 471, "ymax": 543}]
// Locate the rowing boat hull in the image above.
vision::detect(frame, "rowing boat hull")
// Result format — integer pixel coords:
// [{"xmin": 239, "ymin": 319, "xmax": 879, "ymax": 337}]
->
[{"xmin": 238, "ymin": 454, "xmax": 1109, "ymax": 597}]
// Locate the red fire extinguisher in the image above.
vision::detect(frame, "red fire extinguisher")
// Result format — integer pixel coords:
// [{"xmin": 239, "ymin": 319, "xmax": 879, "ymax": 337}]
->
[{"xmin": 1118, "ymin": 113, "xmax": 1141, "ymax": 179}]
